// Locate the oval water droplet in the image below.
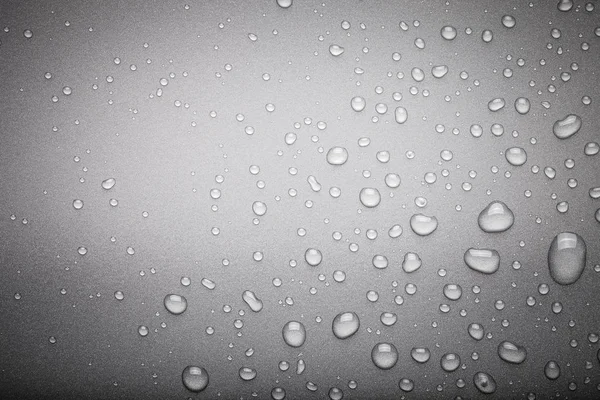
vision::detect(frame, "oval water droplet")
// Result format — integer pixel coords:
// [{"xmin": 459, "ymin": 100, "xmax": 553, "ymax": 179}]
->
[
  {"xmin": 478, "ymin": 201, "xmax": 514, "ymax": 233},
  {"xmin": 164, "ymin": 294, "xmax": 187, "ymax": 315},
  {"xmin": 464, "ymin": 248, "xmax": 500, "ymax": 274},
  {"xmin": 440, "ymin": 353, "xmax": 461, "ymax": 372},
  {"xmin": 329, "ymin": 44, "xmax": 345, "ymax": 57},
  {"xmin": 332, "ymin": 311, "xmax": 360, "ymax": 339},
  {"xmin": 473, "ymin": 372, "xmax": 497, "ymax": 394},
  {"xmin": 239, "ymin": 367, "xmax": 257, "ymax": 381},
  {"xmin": 544, "ymin": 360, "xmax": 561, "ymax": 380},
  {"xmin": 553, "ymin": 114, "xmax": 582, "ymax": 139},
  {"xmin": 411, "ymin": 347, "xmax": 431, "ymax": 363},
  {"xmin": 101, "ymin": 178, "xmax": 116, "ymax": 190},
  {"xmin": 488, "ymin": 98, "xmax": 506, "ymax": 112},
  {"xmin": 498, "ymin": 341, "xmax": 527, "ymax": 364},
  {"xmin": 282, "ymin": 321, "xmax": 306, "ymax": 347},
  {"xmin": 371, "ymin": 343, "xmax": 398, "ymax": 369},
  {"xmin": 505, "ymin": 147, "xmax": 527, "ymax": 166},
  {"xmin": 409, "ymin": 214, "xmax": 438, "ymax": 236},
  {"xmin": 468, "ymin": 323, "xmax": 485, "ymax": 340},
  {"xmin": 548, "ymin": 232, "xmax": 586, "ymax": 285}
]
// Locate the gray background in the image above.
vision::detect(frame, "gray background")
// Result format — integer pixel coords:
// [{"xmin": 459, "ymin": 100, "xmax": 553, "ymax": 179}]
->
[{"xmin": 0, "ymin": 0, "xmax": 599, "ymax": 398}]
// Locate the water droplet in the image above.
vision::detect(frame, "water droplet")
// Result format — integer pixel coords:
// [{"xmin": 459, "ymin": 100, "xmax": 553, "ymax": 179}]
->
[
  {"xmin": 464, "ymin": 248, "xmax": 500, "ymax": 274},
  {"xmin": 468, "ymin": 323, "xmax": 485, "ymax": 340},
  {"xmin": 282, "ymin": 321, "xmax": 306, "ymax": 347},
  {"xmin": 399, "ymin": 378, "xmax": 414, "ymax": 392},
  {"xmin": 329, "ymin": 44, "xmax": 345, "ymax": 57},
  {"xmin": 242, "ymin": 290, "xmax": 263, "ymax": 312},
  {"xmin": 351, "ymin": 96, "xmax": 366, "ymax": 112},
  {"xmin": 394, "ymin": 106, "xmax": 408, "ymax": 124},
  {"xmin": 402, "ymin": 252, "xmax": 422, "ymax": 273},
  {"xmin": 101, "ymin": 178, "xmax": 116, "ymax": 190},
  {"xmin": 182, "ymin": 366, "xmax": 209, "ymax": 392},
  {"xmin": 371, "ymin": 343, "xmax": 398, "ymax": 369},
  {"xmin": 164, "ymin": 294, "xmax": 187, "ymax": 315},
  {"xmin": 252, "ymin": 201, "xmax": 267, "ymax": 216},
  {"xmin": 440, "ymin": 25, "xmax": 457, "ymax": 40},
  {"xmin": 443, "ymin": 284, "xmax": 463, "ymax": 300},
  {"xmin": 326, "ymin": 147, "xmax": 349, "ymax": 165},
  {"xmin": 498, "ymin": 341, "xmax": 527, "ymax": 364},
  {"xmin": 473, "ymin": 372, "xmax": 497, "ymax": 394},
  {"xmin": 514, "ymin": 97, "xmax": 530, "ymax": 114},
  {"xmin": 548, "ymin": 232, "xmax": 586, "ymax": 285},
  {"xmin": 553, "ymin": 114, "xmax": 582, "ymax": 139},
  {"xmin": 73, "ymin": 199, "xmax": 84, "ymax": 210},
  {"xmin": 411, "ymin": 347, "xmax": 431, "ymax": 363},
  {"xmin": 305, "ymin": 248, "xmax": 323, "ymax": 266},
  {"xmin": 488, "ymin": 98, "xmax": 506, "ymax": 112},
  {"xmin": 440, "ymin": 353, "xmax": 461, "ymax": 372},
  {"xmin": 544, "ymin": 360, "xmax": 561, "ymax": 380},
  {"xmin": 359, "ymin": 187, "xmax": 381, "ymax": 208},
  {"xmin": 332, "ymin": 312, "xmax": 360, "ymax": 339},
  {"xmin": 505, "ymin": 147, "xmax": 527, "ymax": 166},
  {"xmin": 409, "ymin": 214, "xmax": 438, "ymax": 236},
  {"xmin": 432, "ymin": 65, "xmax": 449, "ymax": 78},
  {"xmin": 478, "ymin": 201, "xmax": 514, "ymax": 233},
  {"xmin": 501, "ymin": 15, "xmax": 516, "ymax": 28},
  {"xmin": 239, "ymin": 367, "xmax": 257, "ymax": 381}
]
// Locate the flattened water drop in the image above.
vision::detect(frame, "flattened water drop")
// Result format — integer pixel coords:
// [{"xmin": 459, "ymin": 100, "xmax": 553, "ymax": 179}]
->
[
  {"xmin": 239, "ymin": 367, "xmax": 257, "ymax": 381},
  {"xmin": 329, "ymin": 44, "xmax": 345, "ymax": 57},
  {"xmin": 465, "ymin": 248, "xmax": 500, "ymax": 274},
  {"xmin": 553, "ymin": 114, "xmax": 582, "ymax": 139},
  {"xmin": 488, "ymin": 98, "xmax": 505, "ymax": 112},
  {"xmin": 182, "ymin": 366, "xmax": 209, "ymax": 392},
  {"xmin": 409, "ymin": 214, "xmax": 438, "ymax": 236},
  {"xmin": 548, "ymin": 232, "xmax": 586, "ymax": 285},
  {"xmin": 332, "ymin": 311, "xmax": 360, "ymax": 339},
  {"xmin": 282, "ymin": 321, "xmax": 306, "ymax": 347},
  {"xmin": 497, "ymin": 341, "xmax": 527, "ymax": 364},
  {"xmin": 371, "ymin": 343, "xmax": 398, "ymax": 369},
  {"xmin": 242, "ymin": 290, "xmax": 263, "ymax": 312},
  {"xmin": 276, "ymin": 0, "xmax": 293, "ymax": 8},
  {"xmin": 478, "ymin": 201, "xmax": 514, "ymax": 233}
]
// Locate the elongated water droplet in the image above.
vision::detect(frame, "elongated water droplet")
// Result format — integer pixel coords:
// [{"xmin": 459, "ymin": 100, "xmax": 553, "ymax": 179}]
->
[
  {"xmin": 432, "ymin": 65, "xmax": 449, "ymax": 78},
  {"xmin": 371, "ymin": 343, "xmax": 398, "ymax": 369},
  {"xmin": 468, "ymin": 323, "xmax": 485, "ymax": 340},
  {"xmin": 307, "ymin": 175, "xmax": 322, "ymax": 192},
  {"xmin": 473, "ymin": 372, "xmax": 497, "ymax": 394},
  {"xmin": 553, "ymin": 114, "xmax": 582, "ymax": 139},
  {"xmin": 326, "ymin": 147, "xmax": 349, "ymax": 165},
  {"xmin": 332, "ymin": 311, "xmax": 360, "ymax": 339},
  {"xmin": 498, "ymin": 341, "xmax": 527, "ymax": 364},
  {"xmin": 329, "ymin": 44, "xmax": 345, "ymax": 56},
  {"xmin": 242, "ymin": 290, "xmax": 263, "ymax": 312},
  {"xmin": 182, "ymin": 366, "xmax": 209, "ymax": 392},
  {"xmin": 478, "ymin": 201, "xmax": 514, "ymax": 233},
  {"xmin": 101, "ymin": 178, "xmax": 116, "ymax": 190},
  {"xmin": 394, "ymin": 106, "xmax": 408, "ymax": 124},
  {"xmin": 488, "ymin": 98, "xmax": 505, "ymax": 112},
  {"xmin": 464, "ymin": 248, "xmax": 500, "ymax": 274},
  {"xmin": 239, "ymin": 367, "xmax": 257, "ymax": 381},
  {"xmin": 548, "ymin": 232, "xmax": 586, "ymax": 285}
]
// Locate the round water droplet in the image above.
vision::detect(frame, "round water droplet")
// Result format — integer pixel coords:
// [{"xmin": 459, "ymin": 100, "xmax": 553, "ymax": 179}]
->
[
  {"xmin": 239, "ymin": 367, "xmax": 257, "ymax": 381},
  {"xmin": 332, "ymin": 312, "xmax": 360, "ymax": 339},
  {"xmin": 371, "ymin": 343, "xmax": 398, "ymax": 369},
  {"xmin": 359, "ymin": 187, "xmax": 381, "ymax": 208},
  {"xmin": 399, "ymin": 378, "xmax": 414, "ymax": 392},
  {"xmin": 73, "ymin": 199, "xmax": 84, "ymax": 210},
  {"xmin": 440, "ymin": 353, "xmax": 461, "ymax": 372},
  {"xmin": 501, "ymin": 15, "xmax": 516, "ymax": 28},
  {"xmin": 411, "ymin": 347, "xmax": 431, "ymax": 363},
  {"xmin": 443, "ymin": 284, "xmax": 462, "ymax": 300},
  {"xmin": 548, "ymin": 232, "xmax": 586, "ymax": 285},
  {"xmin": 164, "ymin": 294, "xmax": 187, "ymax": 315},
  {"xmin": 553, "ymin": 114, "xmax": 582, "ymax": 139},
  {"xmin": 514, "ymin": 97, "xmax": 530, "ymax": 114},
  {"xmin": 498, "ymin": 341, "xmax": 527, "ymax": 364},
  {"xmin": 384, "ymin": 173, "xmax": 401, "ymax": 188},
  {"xmin": 351, "ymin": 96, "xmax": 366, "ymax": 112},
  {"xmin": 305, "ymin": 248, "xmax": 323, "ymax": 266},
  {"xmin": 468, "ymin": 323, "xmax": 485, "ymax": 340},
  {"xmin": 478, "ymin": 201, "xmax": 514, "ymax": 233},
  {"xmin": 182, "ymin": 366, "xmax": 209, "ymax": 392},
  {"xmin": 440, "ymin": 25, "xmax": 457, "ymax": 40},
  {"xmin": 276, "ymin": 0, "xmax": 293, "ymax": 8},
  {"xmin": 544, "ymin": 361, "xmax": 561, "ymax": 380},
  {"xmin": 465, "ymin": 248, "xmax": 500, "ymax": 274},
  {"xmin": 409, "ymin": 214, "xmax": 438, "ymax": 236},
  {"xmin": 505, "ymin": 147, "xmax": 527, "ymax": 166},
  {"xmin": 282, "ymin": 321, "xmax": 306, "ymax": 347},
  {"xmin": 252, "ymin": 201, "xmax": 267, "ymax": 216},
  {"xmin": 473, "ymin": 372, "xmax": 497, "ymax": 394},
  {"xmin": 326, "ymin": 147, "xmax": 349, "ymax": 165}
]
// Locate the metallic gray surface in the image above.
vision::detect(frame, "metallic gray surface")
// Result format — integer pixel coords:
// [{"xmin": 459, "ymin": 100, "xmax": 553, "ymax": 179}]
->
[{"xmin": 0, "ymin": 0, "xmax": 599, "ymax": 398}]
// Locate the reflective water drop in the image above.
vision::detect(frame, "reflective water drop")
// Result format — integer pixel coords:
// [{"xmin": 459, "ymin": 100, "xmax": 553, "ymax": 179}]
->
[
  {"xmin": 548, "ymin": 232, "xmax": 586, "ymax": 285},
  {"xmin": 329, "ymin": 44, "xmax": 345, "ymax": 57},
  {"xmin": 371, "ymin": 343, "xmax": 398, "ymax": 369},
  {"xmin": 514, "ymin": 97, "xmax": 530, "ymax": 114},
  {"xmin": 307, "ymin": 175, "xmax": 322, "ymax": 192},
  {"xmin": 276, "ymin": 0, "xmax": 293, "ymax": 8},
  {"xmin": 384, "ymin": 173, "xmax": 401, "ymax": 188},
  {"xmin": 402, "ymin": 252, "xmax": 422, "ymax": 273},
  {"xmin": 351, "ymin": 96, "xmax": 366, "ymax": 112},
  {"xmin": 505, "ymin": 147, "xmax": 527, "ymax": 166},
  {"xmin": 544, "ymin": 360, "xmax": 561, "ymax": 380},
  {"xmin": 440, "ymin": 353, "xmax": 461, "ymax": 372},
  {"xmin": 73, "ymin": 199, "xmax": 84, "ymax": 210},
  {"xmin": 239, "ymin": 367, "xmax": 257, "ymax": 381},
  {"xmin": 473, "ymin": 372, "xmax": 497, "ymax": 394},
  {"xmin": 501, "ymin": 15, "xmax": 516, "ymax": 28},
  {"xmin": 182, "ymin": 366, "xmax": 209, "ymax": 392},
  {"xmin": 553, "ymin": 114, "xmax": 582, "ymax": 139},
  {"xmin": 326, "ymin": 147, "xmax": 349, "ymax": 165},
  {"xmin": 101, "ymin": 178, "xmax": 116, "ymax": 190},
  {"xmin": 305, "ymin": 248, "xmax": 323, "ymax": 266},
  {"xmin": 468, "ymin": 323, "xmax": 485, "ymax": 340},
  {"xmin": 394, "ymin": 106, "xmax": 408, "ymax": 124},
  {"xmin": 498, "ymin": 341, "xmax": 527, "ymax": 364},
  {"xmin": 252, "ymin": 201, "xmax": 267, "ymax": 216},
  {"xmin": 432, "ymin": 65, "xmax": 449, "ymax": 78},
  {"xmin": 242, "ymin": 290, "xmax": 263, "ymax": 312},
  {"xmin": 411, "ymin": 347, "xmax": 431, "ymax": 363},
  {"xmin": 409, "ymin": 214, "xmax": 438, "ymax": 236},
  {"xmin": 388, "ymin": 224, "xmax": 403, "ymax": 238},
  {"xmin": 332, "ymin": 312, "xmax": 360, "ymax": 339},
  {"xmin": 488, "ymin": 98, "xmax": 505, "ymax": 112},
  {"xmin": 399, "ymin": 378, "xmax": 414, "ymax": 392},
  {"xmin": 443, "ymin": 284, "xmax": 462, "ymax": 300},
  {"xmin": 164, "ymin": 294, "xmax": 187, "ymax": 315},
  {"xmin": 440, "ymin": 25, "xmax": 457, "ymax": 40},
  {"xmin": 359, "ymin": 187, "xmax": 381, "ymax": 208},
  {"xmin": 282, "ymin": 321, "xmax": 306, "ymax": 347},
  {"xmin": 464, "ymin": 248, "xmax": 500, "ymax": 274},
  {"xmin": 478, "ymin": 201, "xmax": 514, "ymax": 233}
]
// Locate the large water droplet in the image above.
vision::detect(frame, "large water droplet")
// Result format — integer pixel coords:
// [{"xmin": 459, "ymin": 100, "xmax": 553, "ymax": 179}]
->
[
  {"xmin": 276, "ymin": 0, "xmax": 293, "ymax": 9},
  {"xmin": 473, "ymin": 372, "xmax": 497, "ymax": 394},
  {"xmin": 282, "ymin": 321, "xmax": 306, "ymax": 347},
  {"xmin": 505, "ymin": 147, "xmax": 527, "ymax": 166},
  {"xmin": 411, "ymin": 347, "xmax": 431, "ymax": 363},
  {"xmin": 394, "ymin": 106, "xmax": 408, "ymax": 124},
  {"xmin": 359, "ymin": 187, "xmax": 381, "ymax": 208},
  {"xmin": 464, "ymin": 248, "xmax": 500, "ymax": 274},
  {"xmin": 252, "ymin": 201, "xmax": 267, "ymax": 216},
  {"xmin": 239, "ymin": 367, "xmax": 257, "ymax": 381},
  {"xmin": 478, "ymin": 201, "xmax": 514, "ymax": 233},
  {"xmin": 101, "ymin": 178, "xmax": 116, "ymax": 190},
  {"xmin": 371, "ymin": 343, "xmax": 398, "ymax": 369},
  {"xmin": 332, "ymin": 312, "xmax": 360, "ymax": 339},
  {"xmin": 497, "ymin": 341, "xmax": 527, "ymax": 364},
  {"xmin": 351, "ymin": 96, "xmax": 366, "ymax": 112},
  {"xmin": 164, "ymin": 294, "xmax": 187, "ymax": 315},
  {"xmin": 548, "ymin": 232, "xmax": 586, "ymax": 285},
  {"xmin": 409, "ymin": 214, "xmax": 438, "ymax": 236},
  {"xmin": 440, "ymin": 353, "xmax": 461, "ymax": 372},
  {"xmin": 182, "ymin": 366, "xmax": 209, "ymax": 392},
  {"xmin": 468, "ymin": 323, "xmax": 485, "ymax": 340},
  {"xmin": 305, "ymin": 248, "xmax": 323, "ymax": 266},
  {"xmin": 402, "ymin": 252, "xmax": 422, "ymax": 273},
  {"xmin": 544, "ymin": 360, "xmax": 561, "ymax": 380},
  {"xmin": 553, "ymin": 114, "xmax": 582, "ymax": 139},
  {"xmin": 326, "ymin": 147, "xmax": 349, "ymax": 165}
]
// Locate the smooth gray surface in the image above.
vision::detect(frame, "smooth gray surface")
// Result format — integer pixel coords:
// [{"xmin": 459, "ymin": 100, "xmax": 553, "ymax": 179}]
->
[{"xmin": 0, "ymin": 0, "xmax": 599, "ymax": 398}]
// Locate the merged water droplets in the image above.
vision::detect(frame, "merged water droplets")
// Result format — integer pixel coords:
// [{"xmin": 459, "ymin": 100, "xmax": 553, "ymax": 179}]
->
[
  {"xmin": 548, "ymin": 232, "xmax": 586, "ymax": 285},
  {"xmin": 242, "ymin": 290, "xmax": 263, "ymax": 312},
  {"xmin": 553, "ymin": 114, "xmax": 582, "ymax": 139}
]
